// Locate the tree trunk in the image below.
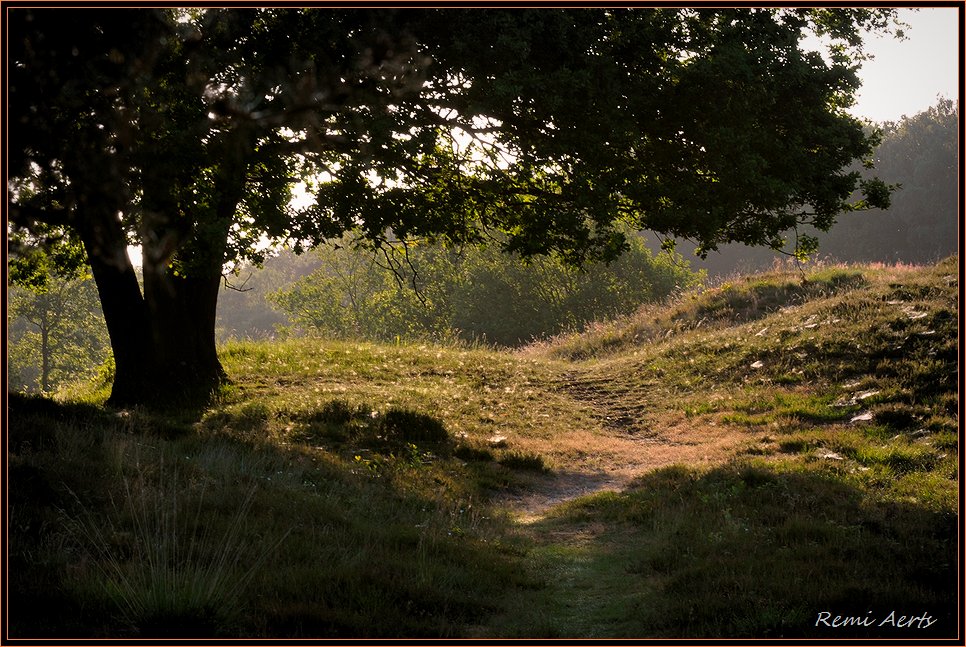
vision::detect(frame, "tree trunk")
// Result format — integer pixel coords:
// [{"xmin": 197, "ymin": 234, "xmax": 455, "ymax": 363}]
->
[
  {"xmin": 141, "ymin": 266, "xmax": 227, "ymax": 403},
  {"xmin": 76, "ymin": 209, "xmax": 157, "ymax": 407},
  {"xmin": 40, "ymin": 312, "xmax": 50, "ymax": 393},
  {"xmin": 72, "ymin": 125, "xmax": 253, "ymax": 408},
  {"xmin": 136, "ymin": 126, "xmax": 253, "ymax": 406},
  {"xmin": 82, "ymin": 210, "xmax": 230, "ymax": 408}
]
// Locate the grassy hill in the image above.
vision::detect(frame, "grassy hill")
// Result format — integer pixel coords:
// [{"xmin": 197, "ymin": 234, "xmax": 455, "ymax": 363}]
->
[{"xmin": 8, "ymin": 256, "xmax": 959, "ymax": 638}]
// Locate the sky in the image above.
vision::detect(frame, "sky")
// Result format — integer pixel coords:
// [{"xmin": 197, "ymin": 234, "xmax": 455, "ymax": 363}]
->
[{"xmin": 848, "ymin": 7, "xmax": 960, "ymax": 123}]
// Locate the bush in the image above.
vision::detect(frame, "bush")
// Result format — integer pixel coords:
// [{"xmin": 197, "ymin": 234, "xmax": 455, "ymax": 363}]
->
[
  {"xmin": 377, "ymin": 408, "xmax": 449, "ymax": 445},
  {"xmin": 268, "ymin": 232, "xmax": 701, "ymax": 347},
  {"xmin": 498, "ymin": 451, "xmax": 549, "ymax": 472}
]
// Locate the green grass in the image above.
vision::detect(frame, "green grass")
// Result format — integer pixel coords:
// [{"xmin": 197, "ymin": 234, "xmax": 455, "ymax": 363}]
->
[
  {"xmin": 481, "ymin": 455, "xmax": 956, "ymax": 638},
  {"xmin": 8, "ymin": 389, "xmax": 535, "ymax": 638},
  {"xmin": 64, "ymin": 471, "xmax": 281, "ymax": 636},
  {"xmin": 8, "ymin": 256, "xmax": 959, "ymax": 638}
]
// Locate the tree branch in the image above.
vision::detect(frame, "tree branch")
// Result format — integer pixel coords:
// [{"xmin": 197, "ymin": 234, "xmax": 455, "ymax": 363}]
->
[{"xmin": 222, "ymin": 272, "xmax": 254, "ymax": 292}]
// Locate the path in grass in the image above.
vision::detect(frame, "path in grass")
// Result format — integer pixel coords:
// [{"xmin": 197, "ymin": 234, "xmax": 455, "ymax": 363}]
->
[
  {"xmin": 480, "ymin": 368, "xmax": 752, "ymax": 637},
  {"xmin": 480, "ymin": 258, "xmax": 960, "ymax": 637},
  {"xmin": 498, "ymin": 368, "xmax": 753, "ymax": 523}
]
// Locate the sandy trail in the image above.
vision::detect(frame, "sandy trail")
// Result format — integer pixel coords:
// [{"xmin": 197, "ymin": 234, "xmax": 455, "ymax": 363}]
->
[{"xmin": 500, "ymin": 415, "xmax": 750, "ymax": 524}]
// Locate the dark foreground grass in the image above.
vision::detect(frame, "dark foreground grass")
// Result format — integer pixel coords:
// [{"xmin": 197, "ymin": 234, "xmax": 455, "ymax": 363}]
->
[{"xmin": 8, "ymin": 393, "xmax": 533, "ymax": 638}]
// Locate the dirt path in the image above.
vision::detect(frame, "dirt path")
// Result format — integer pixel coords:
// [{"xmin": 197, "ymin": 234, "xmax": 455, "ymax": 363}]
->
[
  {"xmin": 499, "ymin": 373, "xmax": 756, "ymax": 523},
  {"xmin": 498, "ymin": 470, "xmax": 627, "ymax": 523},
  {"xmin": 502, "ymin": 420, "xmax": 752, "ymax": 521}
]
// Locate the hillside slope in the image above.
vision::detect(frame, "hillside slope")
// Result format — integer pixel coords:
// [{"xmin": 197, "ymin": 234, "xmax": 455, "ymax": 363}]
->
[
  {"xmin": 541, "ymin": 256, "xmax": 957, "ymax": 450},
  {"xmin": 8, "ymin": 256, "xmax": 959, "ymax": 638},
  {"xmin": 488, "ymin": 256, "xmax": 959, "ymax": 637}
]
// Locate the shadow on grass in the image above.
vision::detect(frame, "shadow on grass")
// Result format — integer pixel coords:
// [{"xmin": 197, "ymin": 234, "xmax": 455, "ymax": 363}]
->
[
  {"xmin": 498, "ymin": 462, "xmax": 957, "ymax": 639},
  {"xmin": 7, "ymin": 393, "xmax": 532, "ymax": 639},
  {"xmin": 9, "ymin": 393, "xmax": 957, "ymax": 639},
  {"xmin": 681, "ymin": 270, "xmax": 869, "ymax": 329}
]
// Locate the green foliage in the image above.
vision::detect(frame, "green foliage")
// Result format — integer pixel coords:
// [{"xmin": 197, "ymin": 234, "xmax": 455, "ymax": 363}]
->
[
  {"xmin": 269, "ymin": 233, "xmax": 699, "ymax": 346},
  {"xmin": 681, "ymin": 98, "xmax": 959, "ymax": 277},
  {"xmin": 8, "ymin": 225, "xmax": 89, "ymax": 289},
  {"xmin": 7, "ymin": 273, "xmax": 110, "ymax": 394},
  {"xmin": 216, "ymin": 252, "xmax": 324, "ymax": 342}
]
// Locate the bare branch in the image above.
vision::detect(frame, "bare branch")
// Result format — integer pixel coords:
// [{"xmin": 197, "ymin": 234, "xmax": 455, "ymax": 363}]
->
[
  {"xmin": 371, "ymin": 236, "xmax": 429, "ymax": 306},
  {"xmin": 222, "ymin": 272, "xmax": 254, "ymax": 292}
]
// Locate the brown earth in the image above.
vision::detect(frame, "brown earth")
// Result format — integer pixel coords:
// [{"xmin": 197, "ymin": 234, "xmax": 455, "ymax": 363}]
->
[{"xmin": 500, "ymin": 376, "xmax": 758, "ymax": 522}]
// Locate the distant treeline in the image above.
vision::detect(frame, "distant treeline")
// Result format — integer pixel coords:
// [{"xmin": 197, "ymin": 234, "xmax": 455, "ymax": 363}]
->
[
  {"xmin": 671, "ymin": 98, "xmax": 959, "ymax": 276},
  {"xmin": 263, "ymin": 233, "xmax": 699, "ymax": 347}
]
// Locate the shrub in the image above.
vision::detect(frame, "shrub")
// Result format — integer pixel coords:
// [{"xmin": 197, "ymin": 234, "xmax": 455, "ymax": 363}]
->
[
  {"xmin": 269, "ymin": 231, "xmax": 700, "ymax": 347},
  {"xmin": 377, "ymin": 408, "xmax": 449, "ymax": 445},
  {"xmin": 498, "ymin": 451, "xmax": 549, "ymax": 472}
]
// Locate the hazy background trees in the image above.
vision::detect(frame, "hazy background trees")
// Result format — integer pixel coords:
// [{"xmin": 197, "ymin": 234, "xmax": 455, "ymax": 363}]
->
[
  {"xmin": 216, "ymin": 98, "xmax": 958, "ymax": 348},
  {"xmin": 215, "ymin": 252, "xmax": 323, "ymax": 343},
  {"xmin": 676, "ymin": 98, "xmax": 959, "ymax": 276},
  {"xmin": 265, "ymin": 232, "xmax": 699, "ymax": 347},
  {"xmin": 821, "ymin": 98, "xmax": 958, "ymax": 264},
  {"xmin": 8, "ymin": 275, "xmax": 110, "ymax": 394}
]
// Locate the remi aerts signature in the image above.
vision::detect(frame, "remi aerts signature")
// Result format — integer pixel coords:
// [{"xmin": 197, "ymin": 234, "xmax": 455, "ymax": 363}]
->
[{"xmin": 815, "ymin": 611, "xmax": 938, "ymax": 629}]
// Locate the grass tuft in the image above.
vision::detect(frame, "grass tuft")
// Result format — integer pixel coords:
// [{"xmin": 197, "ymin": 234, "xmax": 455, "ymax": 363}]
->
[{"xmin": 65, "ymin": 470, "xmax": 285, "ymax": 637}]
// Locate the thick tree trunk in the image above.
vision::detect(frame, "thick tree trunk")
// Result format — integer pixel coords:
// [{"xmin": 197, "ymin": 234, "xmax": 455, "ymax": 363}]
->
[
  {"xmin": 136, "ymin": 126, "xmax": 252, "ymax": 406},
  {"xmin": 73, "ymin": 125, "xmax": 253, "ymax": 409},
  {"xmin": 84, "ymin": 216, "xmax": 229, "ymax": 408},
  {"xmin": 141, "ymin": 266, "xmax": 227, "ymax": 403},
  {"xmin": 63, "ymin": 142, "xmax": 163, "ymax": 406},
  {"xmin": 76, "ymin": 210, "xmax": 157, "ymax": 407}
]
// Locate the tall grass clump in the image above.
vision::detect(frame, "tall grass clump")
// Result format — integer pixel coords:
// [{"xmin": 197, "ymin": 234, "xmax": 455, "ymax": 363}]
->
[{"xmin": 65, "ymin": 466, "xmax": 287, "ymax": 637}]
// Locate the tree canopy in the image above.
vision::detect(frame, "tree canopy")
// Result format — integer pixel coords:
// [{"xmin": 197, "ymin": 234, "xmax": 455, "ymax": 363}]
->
[{"xmin": 8, "ymin": 7, "xmax": 899, "ymax": 406}]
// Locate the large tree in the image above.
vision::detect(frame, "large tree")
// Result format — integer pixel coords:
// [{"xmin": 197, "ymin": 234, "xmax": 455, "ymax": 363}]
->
[{"xmin": 8, "ymin": 8, "xmax": 897, "ymax": 406}]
